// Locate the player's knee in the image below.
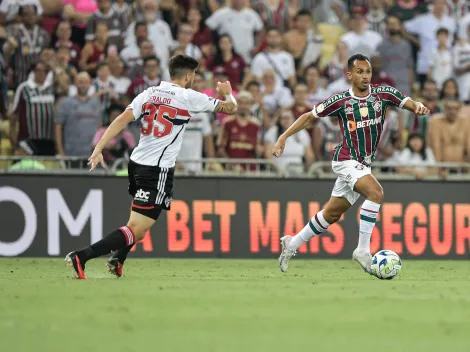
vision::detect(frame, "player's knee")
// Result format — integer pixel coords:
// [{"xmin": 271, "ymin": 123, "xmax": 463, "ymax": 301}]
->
[
  {"xmin": 126, "ymin": 222, "xmax": 148, "ymax": 242},
  {"xmin": 368, "ymin": 185, "xmax": 384, "ymax": 204}
]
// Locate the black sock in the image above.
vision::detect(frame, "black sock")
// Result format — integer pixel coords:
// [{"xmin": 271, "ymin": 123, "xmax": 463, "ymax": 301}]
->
[
  {"xmin": 112, "ymin": 244, "xmax": 135, "ymax": 264},
  {"xmin": 77, "ymin": 227, "xmax": 134, "ymax": 264}
]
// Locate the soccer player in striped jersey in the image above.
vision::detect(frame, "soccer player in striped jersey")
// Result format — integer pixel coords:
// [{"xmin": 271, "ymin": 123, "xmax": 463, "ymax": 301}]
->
[
  {"xmin": 65, "ymin": 55, "xmax": 238, "ymax": 279},
  {"xmin": 274, "ymin": 54, "xmax": 429, "ymax": 274}
]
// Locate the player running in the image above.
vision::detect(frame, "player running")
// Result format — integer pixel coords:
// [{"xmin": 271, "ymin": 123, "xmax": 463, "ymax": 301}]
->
[
  {"xmin": 65, "ymin": 55, "xmax": 237, "ymax": 279},
  {"xmin": 273, "ymin": 54, "xmax": 429, "ymax": 274}
]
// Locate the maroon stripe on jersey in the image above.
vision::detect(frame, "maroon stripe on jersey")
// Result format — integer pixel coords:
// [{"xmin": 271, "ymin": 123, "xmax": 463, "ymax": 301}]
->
[
  {"xmin": 151, "ymin": 103, "xmax": 191, "ymax": 118},
  {"xmin": 337, "ymin": 116, "xmax": 352, "ymax": 162},
  {"xmin": 347, "ymin": 106, "xmax": 360, "ymax": 160}
]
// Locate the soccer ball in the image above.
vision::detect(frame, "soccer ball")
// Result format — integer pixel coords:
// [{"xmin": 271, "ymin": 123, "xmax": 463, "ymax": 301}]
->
[{"xmin": 371, "ymin": 250, "xmax": 402, "ymax": 280}]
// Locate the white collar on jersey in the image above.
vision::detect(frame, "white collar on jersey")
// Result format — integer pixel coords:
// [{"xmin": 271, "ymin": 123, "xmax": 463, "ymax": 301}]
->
[
  {"xmin": 349, "ymin": 86, "xmax": 371, "ymax": 100},
  {"xmin": 160, "ymin": 80, "xmax": 182, "ymax": 88}
]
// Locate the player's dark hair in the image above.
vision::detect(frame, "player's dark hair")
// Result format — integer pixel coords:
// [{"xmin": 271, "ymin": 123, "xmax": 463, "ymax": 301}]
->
[
  {"xmin": 347, "ymin": 54, "xmax": 370, "ymax": 71},
  {"xmin": 168, "ymin": 54, "xmax": 199, "ymax": 79},
  {"xmin": 440, "ymin": 77, "xmax": 459, "ymax": 99},
  {"xmin": 266, "ymin": 26, "xmax": 282, "ymax": 35},
  {"xmin": 135, "ymin": 21, "xmax": 147, "ymax": 33},
  {"xmin": 406, "ymin": 133, "xmax": 427, "ymax": 161},
  {"xmin": 144, "ymin": 55, "xmax": 160, "ymax": 66},
  {"xmin": 246, "ymin": 80, "xmax": 261, "ymax": 90},
  {"xmin": 295, "ymin": 9, "xmax": 312, "ymax": 19},
  {"xmin": 436, "ymin": 27, "xmax": 449, "ymax": 36}
]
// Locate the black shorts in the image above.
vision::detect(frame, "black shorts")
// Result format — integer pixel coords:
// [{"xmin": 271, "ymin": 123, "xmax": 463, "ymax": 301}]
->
[{"xmin": 128, "ymin": 160, "xmax": 175, "ymax": 220}]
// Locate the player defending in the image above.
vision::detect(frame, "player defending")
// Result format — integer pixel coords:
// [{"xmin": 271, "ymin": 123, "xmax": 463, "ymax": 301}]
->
[
  {"xmin": 65, "ymin": 55, "xmax": 237, "ymax": 279},
  {"xmin": 273, "ymin": 54, "xmax": 429, "ymax": 274}
]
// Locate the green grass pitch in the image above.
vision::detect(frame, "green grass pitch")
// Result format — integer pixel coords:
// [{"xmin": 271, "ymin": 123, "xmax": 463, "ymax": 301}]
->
[{"xmin": 1, "ymin": 258, "xmax": 470, "ymax": 352}]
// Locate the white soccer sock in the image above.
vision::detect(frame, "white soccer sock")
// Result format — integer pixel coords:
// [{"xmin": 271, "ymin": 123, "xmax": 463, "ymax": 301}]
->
[
  {"xmin": 357, "ymin": 200, "xmax": 381, "ymax": 253},
  {"xmin": 289, "ymin": 210, "xmax": 330, "ymax": 251}
]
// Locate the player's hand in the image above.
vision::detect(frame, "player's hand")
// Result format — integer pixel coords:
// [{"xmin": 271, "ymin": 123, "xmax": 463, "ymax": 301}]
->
[
  {"xmin": 88, "ymin": 149, "xmax": 106, "ymax": 172},
  {"xmin": 216, "ymin": 81, "xmax": 232, "ymax": 96},
  {"xmin": 414, "ymin": 101, "xmax": 429, "ymax": 115},
  {"xmin": 272, "ymin": 137, "xmax": 286, "ymax": 158}
]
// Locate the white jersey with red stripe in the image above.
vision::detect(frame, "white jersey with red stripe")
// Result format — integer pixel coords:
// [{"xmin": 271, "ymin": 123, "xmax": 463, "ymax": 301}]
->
[{"xmin": 126, "ymin": 81, "xmax": 220, "ymax": 167}]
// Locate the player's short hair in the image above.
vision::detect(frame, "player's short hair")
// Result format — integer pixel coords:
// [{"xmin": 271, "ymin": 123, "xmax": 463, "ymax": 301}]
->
[
  {"xmin": 295, "ymin": 9, "xmax": 312, "ymax": 19},
  {"xmin": 266, "ymin": 26, "xmax": 282, "ymax": 35},
  {"xmin": 347, "ymin": 54, "xmax": 370, "ymax": 71},
  {"xmin": 143, "ymin": 55, "xmax": 160, "ymax": 66},
  {"xmin": 135, "ymin": 21, "xmax": 147, "ymax": 33},
  {"xmin": 436, "ymin": 27, "xmax": 449, "ymax": 36},
  {"xmin": 168, "ymin": 54, "xmax": 199, "ymax": 79}
]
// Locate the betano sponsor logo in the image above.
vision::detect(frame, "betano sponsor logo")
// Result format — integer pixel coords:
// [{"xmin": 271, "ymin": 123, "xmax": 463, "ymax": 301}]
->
[{"xmin": 348, "ymin": 117, "xmax": 381, "ymax": 132}]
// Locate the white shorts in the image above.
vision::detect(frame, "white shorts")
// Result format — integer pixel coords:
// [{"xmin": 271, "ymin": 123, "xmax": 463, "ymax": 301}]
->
[{"xmin": 331, "ymin": 160, "xmax": 371, "ymax": 205}]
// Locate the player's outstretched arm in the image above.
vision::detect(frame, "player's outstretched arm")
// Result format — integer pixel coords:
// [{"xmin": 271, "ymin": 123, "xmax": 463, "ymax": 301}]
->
[
  {"xmin": 88, "ymin": 109, "xmax": 134, "ymax": 171},
  {"xmin": 214, "ymin": 81, "xmax": 238, "ymax": 115},
  {"xmin": 272, "ymin": 111, "xmax": 314, "ymax": 157},
  {"xmin": 403, "ymin": 99, "xmax": 430, "ymax": 116}
]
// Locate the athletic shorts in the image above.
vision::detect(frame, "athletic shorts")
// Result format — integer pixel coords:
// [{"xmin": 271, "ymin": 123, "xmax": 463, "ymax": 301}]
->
[
  {"xmin": 331, "ymin": 160, "xmax": 371, "ymax": 205},
  {"xmin": 127, "ymin": 160, "xmax": 175, "ymax": 220}
]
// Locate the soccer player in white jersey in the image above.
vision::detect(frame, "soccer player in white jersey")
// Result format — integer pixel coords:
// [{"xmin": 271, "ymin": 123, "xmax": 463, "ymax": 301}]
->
[{"xmin": 65, "ymin": 55, "xmax": 238, "ymax": 279}]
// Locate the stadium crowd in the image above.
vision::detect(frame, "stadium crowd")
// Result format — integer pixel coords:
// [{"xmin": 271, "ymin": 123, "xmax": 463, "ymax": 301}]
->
[{"xmin": 0, "ymin": 0, "xmax": 470, "ymax": 177}]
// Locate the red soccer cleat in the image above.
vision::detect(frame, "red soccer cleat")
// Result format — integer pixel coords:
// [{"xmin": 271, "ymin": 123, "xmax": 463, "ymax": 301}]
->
[
  {"xmin": 65, "ymin": 252, "xmax": 87, "ymax": 279},
  {"xmin": 106, "ymin": 257, "xmax": 123, "ymax": 278}
]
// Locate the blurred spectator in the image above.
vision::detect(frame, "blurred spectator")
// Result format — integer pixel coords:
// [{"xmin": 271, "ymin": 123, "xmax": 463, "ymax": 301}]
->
[
  {"xmin": 0, "ymin": 27, "xmax": 7, "ymax": 119},
  {"xmin": 284, "ymin": 10, "xmax": 323, "ymax": 73},
  {"xmin": 92, "ymin": 104, "xmax": 136, "ymax": 165},
  {"xmin": 447, "ymin": 0, "xmax": 468, "ymax": 25},
  {"xmin": 453, "ymin": 24, "xmax": 470, "ymax": 101},
  {"xmin": 374, "ymin": 108, "xmax": 402, "ymax": 163},
  {"xmin": 458, "ymin": 10, "xmax": 470, "ymax": 42},
  {"xmin": 370, "ymin": 55, "xmax": 395, "ymax": 86},
  {"xmin": 55, "ymin": 72, "xmax": 101, "ymax": 162},
  {"xmin": 85, "ymin": 0, "xmax": 127, "ymax": 50},
  {"xmin": 404, "ymin": 0, "xmax": 456, "ymax": 87},
  {"xmin": 340, "ymin": 6, "xmax": 382, "ymax": 57},
  {"xmin": 10, "ymin": 60, "xmax": 55, "ymax": 155},
  {"xmin": 312, "ymin": 116, "xmax": 343, "ymax": 162},
  {"xmin": 396, "ymin": 132, "xmax": 436, "ymax": 179},
  {"xmin": 251, "ymin": 26, "xmax": 296, "ymax": 88},
  {"xmin": 125, "ymin": 0, "xmax": 173, "ymax": 75},
  {"xmin": 290, "ymin": 82, "xmax": 313, "ymax": 119},
  {"xmin": 264, "ymin": 108, "xmax": 314, "ymax": 174},
  {"xmin": 327, "ymin": 68, "xmax": 350, "ymax": 95},
  {"xmin": 322, "ymin": 41, "xmax": 349, "ymax": 85},
  {"xmin": 0, "ymin": 0, "xmax": 43, "ymax": 26},
  {"xmin": 208, "ymin": 34, "xmax": 246, "ymax": 90},
  {"xmin": 3, "ymin": 5, "xmax": 50, "ymax": 88},
  {"xmin": 252, "ymin": 0, "xmax": 291, "ymax": 33},
  {"xmin": 406, "ymin": 79, "xmax": 441, "ymax": 135},
  {"xmin": 428, "ymin": 27, "xmax": 453, "ymax": 89},
  {"xmin": 89, "ymin": 62, "xmax": 118, "ymax": 122},
  {"xmin": 367, "ymin": 0, "xmax": 387, "ymax": 37},
  {"xmin": 56, "ymin": 46, "xmax": 78, "ymax": 80},
  {"xmin": 79, "ymin": 21, "xmax": 109, "ymax": 75},
  {"xmin": 63, "ymin": 0, "xmax": 98, "ymax": 47},
  {"xmin": 440, "ymin": 77, "xmax": 460, "ymax": 100},
  {"xmin": 205, "ymin": 0, "xmax": 263, "ymax": 63},
  {"xmin": 126, "ymin": 39, "xmax": 157, "ymax": 81},
  {"xmin": 217, "ymin": 91, "xmax": 262, "ymax": 169},
  {"xmin": 112, "ymin": 0, "xmax": 132, "ymax": 19},
  {"xmin": 120, "ymin": 22, "xmax": 149, "ymax": 67},
  {"xmin": 126, "ymin": 55, "xmax": 161, "ymax": 100},
  {"xmin": 171, "ymin": 22, "xmax": 202, "ymax": 60},
  {"xmin": 52, "ymin": 20, "xmax": 81, "ymax": 65},
  {"xmin": 388, "ymin": 0, "xmax": 428, "ymax": 23},
  {"xmin": 187, "ymin": 8, "xmax": 213, "ymax": 57},
  {"xmin": 377, "ymin": 15, "xmax": 414, "ymax": 95},
  {"xmin": 108, "ymin": 55, "xmax": 131, "ymax": 101},
  {"xmin": 260, "ymin": 70, "xmax": 294, "ymax": 118},
  {"xmin": 427, "ymin": 99, "xmax": 470, "ymax": 176},
  {"xmin": 246, "ymin": 80, "xmax": 266, "ymax": 125},
  {"xmin": 305, "ymin": 65, "xmax": 329, "ymax": 106}
]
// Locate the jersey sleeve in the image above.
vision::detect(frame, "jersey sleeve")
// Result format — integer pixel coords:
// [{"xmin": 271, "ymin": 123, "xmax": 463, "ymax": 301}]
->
[
  {"xmin": 126, "ymin": 89, "xmax": 149, "ymax": 120},
  {"xmin": 186, "ymin": 90, "xmax": 220, "ymax": 113},
  {"xmin": 311, "ymin": 93, "xmax": 345, "ymax": 119},
  {"xmin": 376, "ymin": 86, "xmax": 410, "ymax": 109}
]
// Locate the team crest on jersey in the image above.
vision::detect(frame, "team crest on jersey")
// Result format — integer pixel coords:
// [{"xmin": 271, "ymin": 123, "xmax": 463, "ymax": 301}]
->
[
  {"xmin": 367, "ymin": 96, "xmax": 375, "ymax": 103},
  {"xmin": 359, "ymin": 107, "xmax": 368, "ymax": 117},
  {"xmin": 164, "ymin": 197, "xmax": 173, "ymax": 208},
  {"xmin": 373, "ymin": 101, "xmax": 382, "ymax": 112}
]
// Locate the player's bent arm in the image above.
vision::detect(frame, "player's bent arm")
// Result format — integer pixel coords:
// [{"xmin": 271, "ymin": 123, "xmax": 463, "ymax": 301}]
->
[
  {"xmin": 214, "ymin": 95, "xmax": 238, "ymax": 114},
  {"xmin": 403, "ymin": 98, "xmax": 429, "ymax": 115},
  {"xmin": 94, "ymin": 109, "xmax": 134, "ymax": 152},
  {"xmin": 279, "ymin": 111, "xmax": 314, "ymax": 141}
]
